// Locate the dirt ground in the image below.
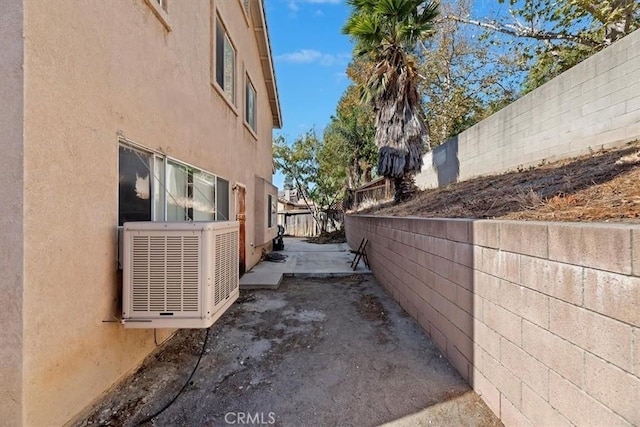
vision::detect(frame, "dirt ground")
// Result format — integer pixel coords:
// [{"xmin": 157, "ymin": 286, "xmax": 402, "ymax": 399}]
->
[
  {"xmin": 359, "ymin": 140, "xmax": 640, "ymax": 222},
  {"xmin": 304, "ymin": 229, "xmax": 347, "ymax": 244},
  {"xmin": 76, "ymin": 276, "xmax": 500, "ymax": 427}
]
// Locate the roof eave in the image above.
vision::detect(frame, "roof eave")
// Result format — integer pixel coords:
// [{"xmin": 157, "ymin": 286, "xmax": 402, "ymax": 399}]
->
[{"xmin": 254, "ymin": 0, "xmax": 282, "ymax": 129}]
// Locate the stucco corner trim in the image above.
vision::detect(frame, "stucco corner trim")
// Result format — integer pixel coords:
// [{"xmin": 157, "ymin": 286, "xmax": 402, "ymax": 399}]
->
[{"xmin": 143, "ymin": 0, "xmax": 171, "ymax": 32}]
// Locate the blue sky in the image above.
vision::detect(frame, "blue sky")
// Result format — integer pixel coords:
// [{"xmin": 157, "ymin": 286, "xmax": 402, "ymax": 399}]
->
[
  {"xmin": 266, "ymin": 0, "xmax": 353, "ymax": 140},
  {"xmin": 264, "ymin": 0, "xmax": 506, "ymax": 189},
  {"xmin": 265, "ymin": 0, "xmax": 353, "ymax": 189}
]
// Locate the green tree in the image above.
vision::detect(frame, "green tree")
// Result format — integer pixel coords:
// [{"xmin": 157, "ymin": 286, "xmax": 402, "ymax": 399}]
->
[
  {"xmin": 273, "ymin": 131, "xmax": 344, "ymax": 233},
  {"xmin": 447, "ymin": 0, "xmax": 639, "ymax": 90},
  {"xmin": 343, "ymin": 0, "xmax": 440, "ymax": 203},
  {"xmin": 417, "ymin": 0, "xmax": 523, "ymax": 147},
  {"xmin": 324, "ymin": 79, "xmax": 377, "ymax": 189}
]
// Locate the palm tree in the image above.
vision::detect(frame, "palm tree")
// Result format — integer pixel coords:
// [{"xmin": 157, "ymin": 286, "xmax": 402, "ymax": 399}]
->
[{"xmin": 343, "ymin": 0, "xmax": 439, "ymax": 203}]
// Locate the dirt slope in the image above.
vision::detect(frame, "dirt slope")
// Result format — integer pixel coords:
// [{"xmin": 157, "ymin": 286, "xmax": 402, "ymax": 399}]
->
[{"xmin": 359, "ymin": 140, "xmax": 640, "ymax": 223}]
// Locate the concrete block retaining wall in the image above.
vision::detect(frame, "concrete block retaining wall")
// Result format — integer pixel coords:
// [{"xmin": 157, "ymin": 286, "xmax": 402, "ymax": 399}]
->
[
  {"xmin": 346, "ymin": 215, "xmax": 640, "ymax": 426},
  {"xmin": 416, "ymin": 29, "xmax": 640, "ymax": 189}
]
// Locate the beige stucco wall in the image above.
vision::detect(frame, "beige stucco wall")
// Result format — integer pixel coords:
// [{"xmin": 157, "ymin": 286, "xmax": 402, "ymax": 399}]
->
[
  {"xmin": 254, "ymin": 176, "xmax": 279, "ymax": 247},
  {"xmin": 14, "ymin": 0, "xmax": 279, "ymax": 424},
  {"xmin": 0, "ymin": 1, "xmax": 24, "ymax": 424}
]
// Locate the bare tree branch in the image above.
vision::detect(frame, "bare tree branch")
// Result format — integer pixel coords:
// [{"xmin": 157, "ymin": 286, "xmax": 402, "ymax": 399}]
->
[{"xmin": 444, "ymin": 14, "xmax": 602, "ymax": 48}]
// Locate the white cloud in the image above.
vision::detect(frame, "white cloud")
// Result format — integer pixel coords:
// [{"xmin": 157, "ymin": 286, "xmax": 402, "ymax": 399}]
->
[
  {"xmin": 333, "ymin": 71, "xmax": 348, "ymax": 83},
  {"xmin": 276, "ymin": 49, "xmax": 322, "ymax": 63},
  {"xmin": 287, "ymin": 0, "xmax": 341, "ymax": 11},
  {"xmin": 275, "ymin": 49, "xmax": 350, "ymax": 67}
]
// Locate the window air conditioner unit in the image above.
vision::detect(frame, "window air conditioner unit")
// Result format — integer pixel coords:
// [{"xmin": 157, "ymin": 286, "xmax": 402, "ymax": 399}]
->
[{"xmin": 121, "ymin": 221, "xmax": 240, "ymax": 329}]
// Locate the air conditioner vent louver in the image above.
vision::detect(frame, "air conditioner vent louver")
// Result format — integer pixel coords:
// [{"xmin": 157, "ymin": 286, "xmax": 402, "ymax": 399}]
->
[
  {"xmin": 122, "ymin": 221, "xmax": 240, "ymax": 329},
  {"xmin": 131, "ymin": 235, "xmax": 201, "ymax": 313},
  {"xmin": 214, "ymin": 230, "xmax": 238, "ymax": 306}
]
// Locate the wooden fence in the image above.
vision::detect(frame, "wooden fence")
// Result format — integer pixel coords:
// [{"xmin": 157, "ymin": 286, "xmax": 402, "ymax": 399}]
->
[
  {"xmin": 277, "ymin": 209, "xmax": 344, "ymax": 237},
  {"xmin": 353, "ymin": 177, "xmax": 393, "ymax": 207}
]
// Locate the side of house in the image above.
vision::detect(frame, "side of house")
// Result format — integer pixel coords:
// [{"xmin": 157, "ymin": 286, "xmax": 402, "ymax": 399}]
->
[
  {"xmin": 0, "ymin": 0, "xmax": 26, "ymax": 424},
  {"xmin": 1, "ymin": 0, "xmax": 281, "ymax": 425}
]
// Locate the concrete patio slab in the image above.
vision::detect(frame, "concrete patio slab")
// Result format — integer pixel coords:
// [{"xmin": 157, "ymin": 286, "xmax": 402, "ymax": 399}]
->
[
  {"xmin": 239, "ymin": 237, "xmax": 371, "ymax": 289},
  {"xmin": 76, "ymin": 275, "xmax": 500, "ymax": 427},
  {"xmin": 238, "ymin": 272, "xmax": 283, "ymax": 290}
]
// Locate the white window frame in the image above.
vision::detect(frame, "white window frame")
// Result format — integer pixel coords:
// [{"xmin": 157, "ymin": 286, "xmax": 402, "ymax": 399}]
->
[
  {"xmin": 143, "ymin": 0, "xmax": 171, "ymax": 31},
  {"xmin": 215, "ymin": 16, "xmax": 237, "ymax": 106},
  {"xmin": 239, "ymin": 0, "xmax": 251, "ymax": 25},
  {"xmin": 152, "ymin": 155, "xmax": 166, "ymax": 221},
  {"xmin": 245, "ymin": 74, "xmax": 257, "ymax": 134},
  {"xmin": 118, "ymin": 139, "xmax": 230, "ymax": 225}
]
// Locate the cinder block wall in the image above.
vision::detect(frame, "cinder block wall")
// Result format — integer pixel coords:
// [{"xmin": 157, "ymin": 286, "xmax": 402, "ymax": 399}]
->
[
  {"xmin": 346, "ymin": 215, "xmax": 640, "ymax": 426},
  {"xmin": 416, "ymin": 29, "xmax": 640, "ymax": 189}
]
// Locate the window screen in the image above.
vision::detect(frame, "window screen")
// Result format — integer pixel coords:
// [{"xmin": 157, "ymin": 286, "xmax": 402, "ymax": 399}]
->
[
  {"xmin": 217, "ymin": 178, "xmax": 230, "ymax": 221},
  {"xmin": 246, "ymin": 78, "xmax": 256, "ymax": 131},
  {"xmin": 119, "ymin": 146, "xmax": 152, "ymax": 226},
  {"xmin": 215, "ymin": 19, "xmax": 235, "ymax": 103}
]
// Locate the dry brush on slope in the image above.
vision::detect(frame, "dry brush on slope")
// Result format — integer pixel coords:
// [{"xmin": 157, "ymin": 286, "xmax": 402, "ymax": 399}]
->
[{"xmin": 358, "ymin": 140, "xmax": 640, "ymax": 223}]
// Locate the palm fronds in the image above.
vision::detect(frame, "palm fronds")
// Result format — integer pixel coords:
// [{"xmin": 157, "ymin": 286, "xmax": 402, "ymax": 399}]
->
[{"xmin": 344, "ymin": 0, "xmax": 438, "ymax": 185}]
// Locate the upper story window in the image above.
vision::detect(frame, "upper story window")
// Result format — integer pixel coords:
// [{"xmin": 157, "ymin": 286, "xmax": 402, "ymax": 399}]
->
[
  {"xmin": 216, "ymin": 18, "xmax": 236, "ymax": 104},
  {"xmin": 245, "ymin": 76, "xmax": 257, "ymax": 132}
]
